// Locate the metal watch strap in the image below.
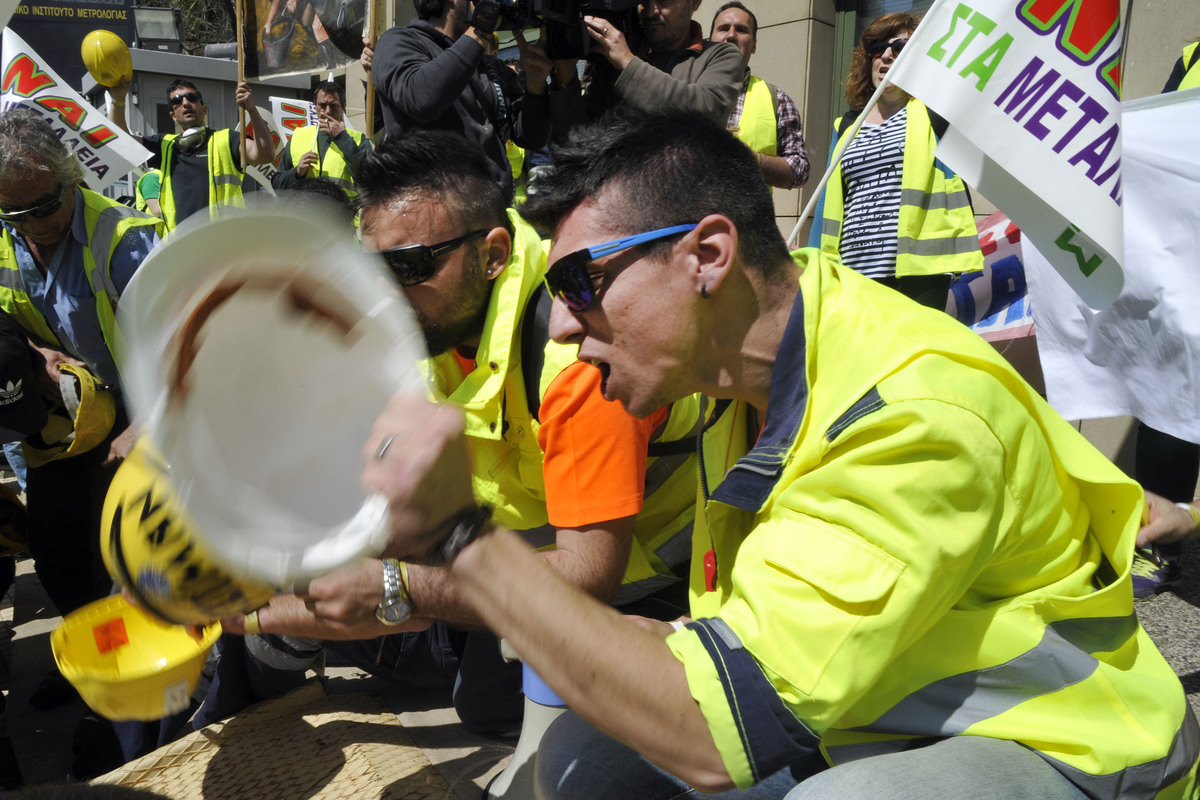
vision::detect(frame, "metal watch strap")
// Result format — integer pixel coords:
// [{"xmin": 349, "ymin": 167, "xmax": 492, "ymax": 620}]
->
[
  {"xmin": 424, "ymin": 505, "xmax": 493, "ymax": 566},
  {"xmin": 381, "ymin": 559, "xmax": 402, "ymax": 601}
]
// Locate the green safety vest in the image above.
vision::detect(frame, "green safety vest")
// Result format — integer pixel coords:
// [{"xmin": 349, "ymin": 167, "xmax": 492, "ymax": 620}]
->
[
  {"xmin": 733, "ymin": 75, "xmax": 776, "ymax": 156},
  {"xmin": 1179, "ymin": 42, "xmax": 1200, "ymax": 90},
  {"xmin": 426, "ymin": 210, "xmax": 700, "ymax": 597},
  {"xmin": 288, "ymin": 125, "xmax": 367, "ymax": 201},
  {"xmin": 0, "ymin": 188, "xmax": 163, "ymax": 368},
  {"xmin": 507, "ymin": 141, "xmax": 527, "ymax": 207},
  {"xmin": 818, "ymin": 99, "xmax": 982, "ymax": 277},
  {"xmin": 159, "ymin": 129, "xmax": 245, "ymax": 231}
]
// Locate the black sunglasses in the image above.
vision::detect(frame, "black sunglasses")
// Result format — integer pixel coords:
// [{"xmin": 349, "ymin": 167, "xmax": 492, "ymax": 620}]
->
[
  {"xmin": 169, "ymin": 91, "xmax": 204, "ymax": 107},
  {"xmin": 866, "ymin": 37, "xmax": 908, "ymax": 57},
  {"xmin": 0, "ymin": 187, "xmax": 65, "ymax": 224},
  {"xmin": 380, "ymin": 229, "xmax": 490, "ymax": 286},
  {"xmin": 545, "ymin": 224, "xmax": 698, "ymax": 312}
]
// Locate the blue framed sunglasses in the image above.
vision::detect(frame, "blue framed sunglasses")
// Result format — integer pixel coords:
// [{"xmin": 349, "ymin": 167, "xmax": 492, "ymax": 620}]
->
[{"xmin": 545, "ymin": 223, "xmax": 698, "ymax": 312}]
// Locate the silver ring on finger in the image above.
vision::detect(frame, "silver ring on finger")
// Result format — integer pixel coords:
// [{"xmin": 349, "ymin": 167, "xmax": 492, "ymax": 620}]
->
[{"xmin": 376, "ymin": 435, "xmax": 396, "ymax": 460}]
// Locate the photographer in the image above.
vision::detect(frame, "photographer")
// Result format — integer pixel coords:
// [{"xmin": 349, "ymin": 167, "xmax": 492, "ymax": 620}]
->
[
  {"xmin": 550, "ymin": 0, "xmax": 742, "ymax": 130},
  {"xmin": 363, "ymin": 0, "xmax": 553, "ymax": 203}
]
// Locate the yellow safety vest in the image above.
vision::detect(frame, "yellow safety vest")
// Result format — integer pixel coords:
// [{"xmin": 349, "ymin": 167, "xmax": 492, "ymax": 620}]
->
[
  {"xmin": 818, "ymin": 99, "xmax": 982, "ymax": 277},
  {"xmin": 1179, "ymin": 42, "xmax": 1200, "ymax": 90},
  {"xmin": 670, "ymin": 250, "xmax": 1197, "ymax": 796},
  {"xmin": 288, "ymin": 125, "xmax": 367, "ymax": 201},
  {"xmin": 427, "ymin": 211, "xmax": 700, "ymax": 597},
  {"xmin": 0, "ymin": 188, "xmax": 163, "ymax": 368},
  {"xmin": 507, "ymin": 141, "xmax": 527, "ymax": 207},
  {"xmin": 159, "ymin": 129, "xmax": 245, "ymax": 231},
  {"xmin": 733, "ymin": 75, "xmax": 776, "ymax": 157}
]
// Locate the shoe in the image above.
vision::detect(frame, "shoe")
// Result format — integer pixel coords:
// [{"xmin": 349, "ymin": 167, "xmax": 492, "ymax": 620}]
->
[
  {"xmin": 1132, "ymin": 547, "xmax": 1181, "ymax": 599},
  {"xmin": 28, "ymin": 670, "xmax": 79, "ymax": 710}
]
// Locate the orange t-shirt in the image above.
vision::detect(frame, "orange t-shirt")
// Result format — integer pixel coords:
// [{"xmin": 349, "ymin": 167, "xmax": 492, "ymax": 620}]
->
[{"xmin": 536, "ymin": 361, "xmax": 669, "ymax": 529}]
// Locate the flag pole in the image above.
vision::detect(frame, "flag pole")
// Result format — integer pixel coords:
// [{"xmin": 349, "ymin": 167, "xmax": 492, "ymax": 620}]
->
[
  {"xmin": 786, "ymin": 72, "xmax": 900, "ymax": 249},
  {"xmin": 236, "ymin": 0, "xmax": 247, "ymax": 164},
  {"xmin": 364, "ymin": 0, "xmax": 378, "ymax": 137}
]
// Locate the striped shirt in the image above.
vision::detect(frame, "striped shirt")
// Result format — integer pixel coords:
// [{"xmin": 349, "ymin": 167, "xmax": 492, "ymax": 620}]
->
[{"xmin": 838, "ymin": 107, "xmax": 907, "ymax": 279}]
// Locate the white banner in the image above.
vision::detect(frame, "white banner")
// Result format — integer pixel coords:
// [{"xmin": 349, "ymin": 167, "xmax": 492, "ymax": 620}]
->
[
  {"xmin": 0, "ymin": 27, "xmax": 150, "ymax": 192},
  {"xmin": 239, "ymin": 104, "xmax": 285, "ymax": 195},
  {"xmin": 270, "ymin": 96, "xmax": 318, "ymax": 142},
  {"xmin": 888, "ymin": 0, "xmax": 1125, "ymax": 308},
  {"xmin": 1026, "ymin": 88, "xmax": 1200, "ymax": 442}
]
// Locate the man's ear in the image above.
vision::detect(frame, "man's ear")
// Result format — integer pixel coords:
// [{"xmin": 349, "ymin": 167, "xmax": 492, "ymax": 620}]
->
[
  {"xmin": 689, "ymin": 214, "xmax": 737, "ymax": 298},
  {"xmin": 482, "ymin": 226, "xmax": 512, "ymax": 279}
]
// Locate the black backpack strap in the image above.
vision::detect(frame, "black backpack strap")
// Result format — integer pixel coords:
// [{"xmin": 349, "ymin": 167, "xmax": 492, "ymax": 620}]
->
[{"xmin": 521, "ymin": 282, "xmax": 552, "ymax": 421}]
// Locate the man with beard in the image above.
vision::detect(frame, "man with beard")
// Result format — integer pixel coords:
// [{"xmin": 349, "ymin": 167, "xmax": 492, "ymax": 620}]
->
[{"xmin": 215, "ymin": 130, "xmax": 700, "ymax": 738}]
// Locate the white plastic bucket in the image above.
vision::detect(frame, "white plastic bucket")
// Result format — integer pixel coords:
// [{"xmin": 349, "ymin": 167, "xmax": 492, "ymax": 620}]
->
[{"xmin": 119, "ymin": 209, "xmax": 426, "ymax": 586}]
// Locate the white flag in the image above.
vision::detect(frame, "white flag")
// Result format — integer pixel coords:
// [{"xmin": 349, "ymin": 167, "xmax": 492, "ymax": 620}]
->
[
  {"xmin": 887, "ymin": 0, "xmax": 1124, "ymax": 308},
  {"xmin": 0, "ymin": 28, "xmax": 151, "ymax": 192},
  {"xmin": 270, "ymin": 96, "xmax": 320, "ymax": 142}
]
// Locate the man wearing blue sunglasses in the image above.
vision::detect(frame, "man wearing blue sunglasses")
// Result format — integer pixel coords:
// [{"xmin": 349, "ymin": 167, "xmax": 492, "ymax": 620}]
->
[
  {"xmin": 216, "ymin": 130, "xmax": 702, "ymax": 742},
  {"xmin": 360, "ymin": 109, "xmax": 1199, "ymax": 800}
]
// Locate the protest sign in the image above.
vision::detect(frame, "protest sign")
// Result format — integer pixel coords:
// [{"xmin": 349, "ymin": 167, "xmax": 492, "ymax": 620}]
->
[
  {"xmin": 0, "ymin": 27, "xmax": 149, "ymax": 191},
  {"xmin": 242, "ymin": 0, "xmax": 365, "ymax": 80},
  {"xmin": 1025, "ymin": 88, "xmax": 1200, "ymax": 442},
  {"xmin": 888, "ymin": 0, "xmax": 1125, "ymax": 308}
]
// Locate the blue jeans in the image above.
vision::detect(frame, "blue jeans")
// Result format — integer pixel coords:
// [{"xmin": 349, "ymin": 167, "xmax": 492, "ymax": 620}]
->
[
  {"xmin": 535, "ymin": 712, "xmax": 816, "ymax": 800},
  {"xmin": 785, "ymin": 735, "xmax": 1090, "ymax": 800}
]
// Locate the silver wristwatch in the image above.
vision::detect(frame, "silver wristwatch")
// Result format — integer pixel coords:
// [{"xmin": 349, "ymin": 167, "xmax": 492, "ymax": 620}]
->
[{"xmin": 375, "ymin": 559, "xmax": 412, "ymax": 625}]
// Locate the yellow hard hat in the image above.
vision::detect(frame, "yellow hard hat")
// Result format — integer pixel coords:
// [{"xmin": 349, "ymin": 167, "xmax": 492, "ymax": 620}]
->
[
  {"xmin": 0, "ymin": 484, "xmax": 28, "ymax": 557},
  {"xmin": 80, "ymin": 29, "xmax": 133, "ymax": 88},
  {"xmin": 51, "ymin": 594, "xmax": 221, "ymax": 721},
  {"xmin": 101, "ymin": 441, "xmax": 278, "ymax": 625},
  {"xmin": 21, "ymin": 363, "xmax": 116, "ymax": 469}
]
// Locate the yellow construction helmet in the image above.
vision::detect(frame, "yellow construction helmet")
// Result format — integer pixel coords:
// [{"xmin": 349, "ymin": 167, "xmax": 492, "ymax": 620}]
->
[
  {"xmin": 101, "ymin": 441, "xmax": 278, "ymax": 625},
  {"xmin": 0, "ymin": 484, "xmax": 28, "ymax": 557},
  {"xmin": 21, "ymin": 364, "xmax": 116, "ymax": 469},
  {"xmin": 52, "ymin": 594, "xmax": 221, "ymax": 721},
  {"xmin": 80, "ymin": 29, "xmax": 133, "ymax": 88}
]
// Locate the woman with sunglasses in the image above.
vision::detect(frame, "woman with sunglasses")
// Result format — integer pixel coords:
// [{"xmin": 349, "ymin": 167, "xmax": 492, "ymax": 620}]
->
[{"xmin": 809, "ymin": 12, "xmax": 982, "ymax": 310}]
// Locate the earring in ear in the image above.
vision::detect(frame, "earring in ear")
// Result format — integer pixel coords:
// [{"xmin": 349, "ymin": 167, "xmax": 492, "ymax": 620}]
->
[{"xmin": 700, "ymin": 284, "xmax": 711, "ymax": 300}]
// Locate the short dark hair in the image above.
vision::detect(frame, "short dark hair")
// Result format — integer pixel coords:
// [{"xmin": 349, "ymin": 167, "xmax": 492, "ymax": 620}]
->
[
  {"xmin": 412, "ymin": 0, "xmax": 445, "ymax": 20},
  {"xmin": 519, "ymin": 109, "xmax": 791, "ymax": 278},
  {"xmin": 282, "ymin": 178, "xmax": 355, "ymax": 226},
  {"xmin": 710, "ymin": 1, "xmax": 757, "ymax": 39},
  {"xmin": 357, "ymin": 130, "xmax": 509, "ymax": 236},
  {"xmin": 312, "ymin": 81, "xmax": 346, "ymax": 106},
  {"xmin": 166, "ymin": 79, "xmax": 202, "ymax": 103}
]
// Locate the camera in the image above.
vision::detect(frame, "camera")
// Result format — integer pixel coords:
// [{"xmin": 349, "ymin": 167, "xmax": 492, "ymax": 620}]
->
[{"xmin": 477, "ymin": 0, "xmax": 642, "ymax": 61}]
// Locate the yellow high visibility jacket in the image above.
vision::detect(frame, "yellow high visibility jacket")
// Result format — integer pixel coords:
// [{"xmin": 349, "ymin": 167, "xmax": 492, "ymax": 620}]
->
[
  {"xmin": 817, "ymin": 99, "xmax": 982, "ymax": 277},
  {"xmin": 159, "ymin": 129, "xmax": 244, "ymax": 231},
  {"xmin": 0, "ymin": 188, "xmax": 162, "ymax": 367},
  {"xmin": 426, "ymin": 211, "xmax": 700, "ymax": 598},
  {"xmin": 667, "ymin": 249, "xmax": 1198, "ymax": 798}
]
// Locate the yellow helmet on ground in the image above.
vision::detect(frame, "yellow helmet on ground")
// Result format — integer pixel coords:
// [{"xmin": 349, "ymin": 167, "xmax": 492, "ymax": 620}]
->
[
  {"xmin": 80, "ymin": 29, "xmax": 133, "ymax": 88},
  {"xmin": 101, "ymin": 441, "xmax": 277, "ymax": 625},
  {"xmin": 0, "ymin": 484, "xmax": 28, "ymax": 557},
  {"xmin": 52, "ymin": 594, "xmax": 220, "ymax": 721},
  {"xmin": 22, "ymin": 363, "xmax": 116, "ymax": 469}
]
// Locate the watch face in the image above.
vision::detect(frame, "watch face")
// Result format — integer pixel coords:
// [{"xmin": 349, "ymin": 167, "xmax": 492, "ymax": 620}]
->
[{"xmin": 376, "ymin": 597, "xmax": 411, "ymax": 625}]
